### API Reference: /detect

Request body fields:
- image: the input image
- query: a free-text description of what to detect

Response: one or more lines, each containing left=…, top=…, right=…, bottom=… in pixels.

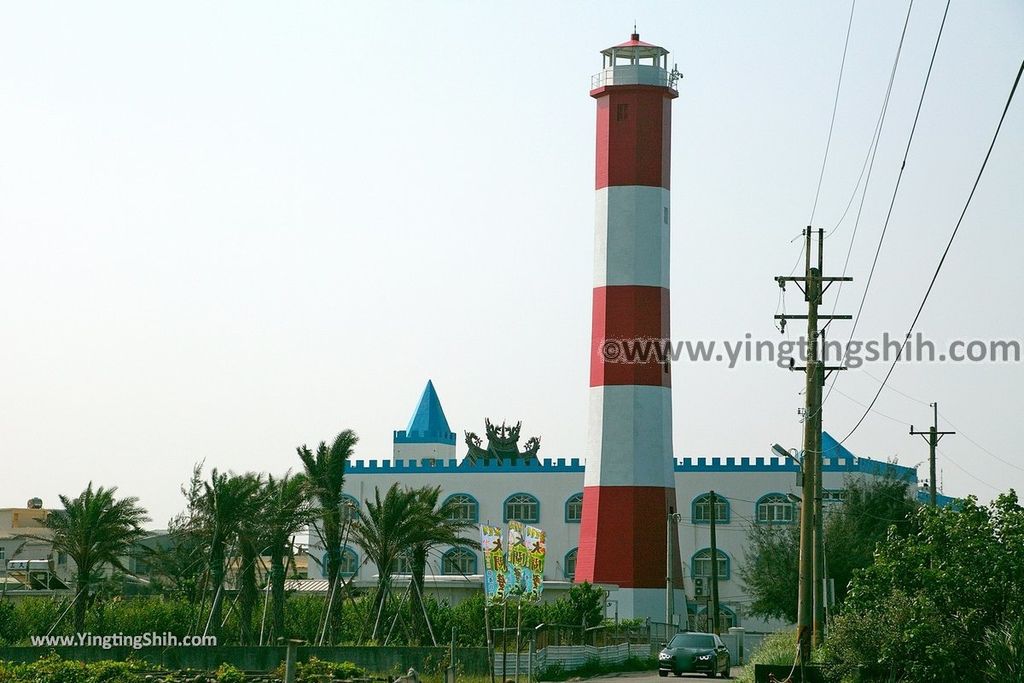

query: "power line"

left=841, top=56, right=1024, bottom=442
left=858, top=369, right=1024, bottom=474
left=809, top=0, right=858, bottom=225
left=826, top=0, right=951, bottom=406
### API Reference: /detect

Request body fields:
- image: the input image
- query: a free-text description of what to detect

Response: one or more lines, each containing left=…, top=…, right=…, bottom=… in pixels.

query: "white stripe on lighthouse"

left=593, top=186, right=671, bottom=288
left=584, top=385, right=675, bottom=488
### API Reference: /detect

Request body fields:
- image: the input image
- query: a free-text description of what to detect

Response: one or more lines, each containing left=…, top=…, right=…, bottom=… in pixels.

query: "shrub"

left=733, top=630, right=798, bottom=683
left=983, top=619, right=1024, bottom=683
left=214, top=663, right=246, bottom=683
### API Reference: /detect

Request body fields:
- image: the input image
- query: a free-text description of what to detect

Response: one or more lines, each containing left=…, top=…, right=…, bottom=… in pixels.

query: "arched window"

left=691, top=493, right=730, bottom=524
left=691, top=548, right=730, bottom=580
left=694, top=604, right=739, bottom=632
left=756, top=493, right=796, bottom=524
left=340, top=494, right=360, bottom=524
left=443, top=494, right=479, bottom=522
left=565, top=493, right=584, bottom=523
left=390, top=554, right=413, bottom=575
left=504, top=493, right=539, bottom=523
left=441, top=548, right=478, bottom=575
left=322, top=547, right=359, bottom=578
left=563, top=548, right=578, bottom=580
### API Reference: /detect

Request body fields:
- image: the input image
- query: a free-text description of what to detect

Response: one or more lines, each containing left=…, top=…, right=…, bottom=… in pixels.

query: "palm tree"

left=407, top=486, right=481, bottom=644
left=195, top=469, right=262, bottom=639
left=264, top=472, right=318, bottom=641
left=235, top=477, right=269, bottom=645
left=298, top=429, right=357, bottom=639
left=350, top=483, right=425, bottom=641
left=27, top=483, right=149, bottom=632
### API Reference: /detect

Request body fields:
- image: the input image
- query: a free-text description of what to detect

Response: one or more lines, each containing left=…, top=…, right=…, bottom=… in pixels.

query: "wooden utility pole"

left=775, top=227, right=851, bottom=660
left=709, top=491, right=721, bottom=635
left=910, top=402, right=955, bottom=506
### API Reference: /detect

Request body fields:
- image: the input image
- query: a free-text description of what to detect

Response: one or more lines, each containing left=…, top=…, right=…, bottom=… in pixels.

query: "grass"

left=732, top=631, right=799, bottom=683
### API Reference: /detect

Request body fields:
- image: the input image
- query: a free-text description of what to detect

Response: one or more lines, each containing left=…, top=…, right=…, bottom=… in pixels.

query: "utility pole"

left=666, top=512, right=681, bottom=629
left=910, top=402, right=955, bottom=506
left=709, top=491, right=721, bottom=636
left=775, top=226, right=851, bottom=660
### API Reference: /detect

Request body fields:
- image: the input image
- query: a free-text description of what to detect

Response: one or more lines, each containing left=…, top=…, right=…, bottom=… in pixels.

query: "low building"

left=308, top=381, right=926, bottom=631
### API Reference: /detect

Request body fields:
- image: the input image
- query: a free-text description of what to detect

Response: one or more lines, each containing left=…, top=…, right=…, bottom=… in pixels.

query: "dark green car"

left=658, top=632, right=731, bottom=678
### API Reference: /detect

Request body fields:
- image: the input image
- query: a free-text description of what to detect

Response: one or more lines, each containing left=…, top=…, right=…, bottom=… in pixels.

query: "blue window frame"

left=563, top=548, right=578, bottom=580
left=341, top=494, right=360, bottom=523
left=441, top=548, right=478, bottom=575
left=756, top=493, right=796, bottom=524
left=503, top=493, right=539, bottom=523
left=443, top=493, right=479, bottom=522
left=322, top=547, right=359, bottom=578
left=565, top=493, right=584, bottom=523
left=691, top=548, right=730, bottom=580
left=695, top=603, right=738, bottom=630
left=691, top=493, right=730, bottom=524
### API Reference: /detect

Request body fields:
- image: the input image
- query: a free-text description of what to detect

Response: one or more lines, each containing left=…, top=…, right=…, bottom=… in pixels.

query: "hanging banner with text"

left=524, top=525, right=547, bottom=602
left=506, top=520, right=529, bottom=600
left=481, top=525, right=507, bottom=606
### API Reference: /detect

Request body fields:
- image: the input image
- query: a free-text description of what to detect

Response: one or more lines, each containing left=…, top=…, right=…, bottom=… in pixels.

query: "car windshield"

left=669, top=634, right=715, bottom=649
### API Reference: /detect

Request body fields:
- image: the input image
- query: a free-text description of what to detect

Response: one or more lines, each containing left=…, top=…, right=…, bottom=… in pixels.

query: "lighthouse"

left=576, top=33, right=683, bottom=620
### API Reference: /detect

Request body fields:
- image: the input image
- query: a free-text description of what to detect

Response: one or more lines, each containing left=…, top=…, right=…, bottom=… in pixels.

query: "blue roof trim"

left=350, top=432, right=917, bottom=481
left=393, top=430, right=457, bottom=445
left=395, top=380, right=456, bottom=445
left=915, top=489, right=960, bottom=508
left=348, top=457, right=585, bottom=474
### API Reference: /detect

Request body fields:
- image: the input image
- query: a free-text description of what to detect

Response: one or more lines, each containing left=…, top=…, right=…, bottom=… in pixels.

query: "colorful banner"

left=524, top=525, right=547, bottom=602
left=505, top=520, right=528, bottom=599
left=481, top=525, right=507, bottom=605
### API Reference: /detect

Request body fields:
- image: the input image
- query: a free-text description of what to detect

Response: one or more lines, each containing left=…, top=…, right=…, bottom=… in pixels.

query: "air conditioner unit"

left=693, top=577, right=707, bottom=597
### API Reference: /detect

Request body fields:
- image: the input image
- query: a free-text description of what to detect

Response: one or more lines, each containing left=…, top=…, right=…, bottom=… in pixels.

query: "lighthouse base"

left=601, top=587, right=688, bottom=623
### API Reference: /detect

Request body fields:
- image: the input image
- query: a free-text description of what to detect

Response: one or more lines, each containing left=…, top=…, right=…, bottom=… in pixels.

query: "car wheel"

left=659, top=671, right=668, bottom=678
left=722, top=659, right=731, bottom=678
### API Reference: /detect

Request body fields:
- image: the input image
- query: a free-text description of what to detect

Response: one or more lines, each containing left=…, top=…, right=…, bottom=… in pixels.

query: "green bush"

left=277, top=657, right=368, bottom=682
left=214, top=663, right=246, bottom=683
left=0, top=655, right=156, bottom=683
left=983, top=619, right=1024, bottom=683
left=733, top=630, right=798, bottom=683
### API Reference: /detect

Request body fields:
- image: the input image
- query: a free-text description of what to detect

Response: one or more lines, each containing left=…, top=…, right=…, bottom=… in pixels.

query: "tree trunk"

left=209, top=540, right=225, bottom=638
left=411, top=544, right=428, bottom=643
left=238, top=543, right=258, bottom=645
left=271, top=548, right=286, bottom=641
left=74, top=567, right=89, bottom=633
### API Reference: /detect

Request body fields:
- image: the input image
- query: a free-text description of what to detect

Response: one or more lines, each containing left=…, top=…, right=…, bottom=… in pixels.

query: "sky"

left=1, top=1, right=1022, bottom=526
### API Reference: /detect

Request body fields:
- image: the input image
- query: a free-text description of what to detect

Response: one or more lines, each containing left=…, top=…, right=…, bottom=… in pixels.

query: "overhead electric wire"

left=809, top=0, right=858, bottom=225
left=825, top=0, right=950, bottom=408
left=860, top=368, right=1024, bottom=475
left=841, top=55, right=1024, bottom=443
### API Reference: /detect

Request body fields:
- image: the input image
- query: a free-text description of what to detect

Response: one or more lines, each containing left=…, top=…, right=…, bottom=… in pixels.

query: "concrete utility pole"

left=910, top=402, right=955, bottom=506
left=709, top=491, right=721, bottom=635
left=666, top=512, right=681, bottom=629
left=775, top=227, right=851, bottom=660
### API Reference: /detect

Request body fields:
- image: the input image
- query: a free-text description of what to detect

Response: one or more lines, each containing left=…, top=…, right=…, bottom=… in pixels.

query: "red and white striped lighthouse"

left=576, top=33, right=683, bottom=620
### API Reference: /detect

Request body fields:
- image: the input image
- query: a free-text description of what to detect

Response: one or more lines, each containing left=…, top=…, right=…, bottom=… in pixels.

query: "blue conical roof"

left=407, top=380, right=451, bottom=434
left=394, top=380, right=456, bottom=445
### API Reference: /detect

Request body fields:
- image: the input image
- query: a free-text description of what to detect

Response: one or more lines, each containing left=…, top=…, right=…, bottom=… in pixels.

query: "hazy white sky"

left=2, top=1, right=1022, bottom=526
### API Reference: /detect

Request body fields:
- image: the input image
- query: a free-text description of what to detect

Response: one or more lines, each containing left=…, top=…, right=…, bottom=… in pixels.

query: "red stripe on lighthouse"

left=575, top=486, right=682, bottom=588
left=591, top=285, right=671, bottom=387
left=594, top=86, right=674, bottom=190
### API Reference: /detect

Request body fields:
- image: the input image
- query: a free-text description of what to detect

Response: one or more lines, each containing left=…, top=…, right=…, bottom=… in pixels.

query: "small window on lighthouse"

left=616, top=103, right=629, bottom=122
